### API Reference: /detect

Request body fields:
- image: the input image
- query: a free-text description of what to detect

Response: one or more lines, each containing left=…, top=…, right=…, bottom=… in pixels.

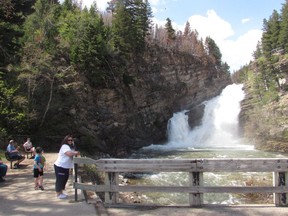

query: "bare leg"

left=39, top=176, right=43, bottom=186
left=35, top=178, right=38, bottom=189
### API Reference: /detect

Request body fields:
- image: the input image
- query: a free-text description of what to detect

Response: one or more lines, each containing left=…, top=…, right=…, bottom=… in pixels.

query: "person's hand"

left=73, top=151, right=80, bottom=157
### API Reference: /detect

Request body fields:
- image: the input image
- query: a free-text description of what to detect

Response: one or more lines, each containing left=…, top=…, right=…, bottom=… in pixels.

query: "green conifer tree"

left=205, top=36, right=222, bottom=66
left=112, top=0, right=152, bottom=55
left=279, top=1, right=288, bottom=52
left=165, top=18, right=176, bottom=41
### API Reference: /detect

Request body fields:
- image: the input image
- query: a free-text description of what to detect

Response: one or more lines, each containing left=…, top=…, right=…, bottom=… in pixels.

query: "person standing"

left=0, top=157, right=8, bottom=182
left=54, top=135, right=80, bottom=199
left=6, top=140, right=25, bottom=169
left=33, top=147, right=45, bottom=190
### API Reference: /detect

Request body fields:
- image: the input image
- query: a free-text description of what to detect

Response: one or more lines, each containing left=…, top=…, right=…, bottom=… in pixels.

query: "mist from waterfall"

left=131, top=84, right=285, bottom=205
left=143, top=84, right=253, bottom=151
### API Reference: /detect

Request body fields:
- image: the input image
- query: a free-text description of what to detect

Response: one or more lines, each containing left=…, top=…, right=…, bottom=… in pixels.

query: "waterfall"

left=144, top=84, right=253, bottom=151
left=133, top=84, right=283, bottom=205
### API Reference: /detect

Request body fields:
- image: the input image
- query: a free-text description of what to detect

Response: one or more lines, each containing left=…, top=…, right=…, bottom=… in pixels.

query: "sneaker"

left=34, top=186, right=39, bottom=190
left=57, top=194, right=67, bottom=199
left=39, top=185, right=44, bottom=191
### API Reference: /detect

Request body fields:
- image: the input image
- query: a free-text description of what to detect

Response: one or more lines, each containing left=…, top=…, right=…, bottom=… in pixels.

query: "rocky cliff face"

left=71, top=46, right=231, bottom=157
left=239, top=83, right=288, bottom=153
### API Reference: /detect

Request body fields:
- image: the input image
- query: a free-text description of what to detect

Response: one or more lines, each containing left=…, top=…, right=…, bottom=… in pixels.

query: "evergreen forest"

left=233, top=0, right=288, bottom=152
left=234, top=1, right=288, bottom=102
left=0, top=0, right=229, bottom=151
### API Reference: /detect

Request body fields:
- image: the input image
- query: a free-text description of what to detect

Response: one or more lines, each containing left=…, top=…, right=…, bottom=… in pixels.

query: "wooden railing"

left=73, top=157, right=288, bottom=207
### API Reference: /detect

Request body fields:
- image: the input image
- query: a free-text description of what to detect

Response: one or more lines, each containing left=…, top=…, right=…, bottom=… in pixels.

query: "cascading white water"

left=144, top=83, right=253, bottom=151
left=133, top=83, right=286, bottom=205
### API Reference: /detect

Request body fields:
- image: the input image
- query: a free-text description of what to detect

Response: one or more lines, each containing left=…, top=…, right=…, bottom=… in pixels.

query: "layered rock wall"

left=73, top=47, right=231, bottom=156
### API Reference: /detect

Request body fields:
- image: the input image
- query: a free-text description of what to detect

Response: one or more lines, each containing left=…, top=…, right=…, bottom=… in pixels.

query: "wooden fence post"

left=74, top=162, right=78, bottom=202
left=273, top=171, right=288, bottom=206
left=189, top=171, right=203, bottom=206
left=285, top=171, right=288, bottom=206
left=104, top=172, right=119, bottom=204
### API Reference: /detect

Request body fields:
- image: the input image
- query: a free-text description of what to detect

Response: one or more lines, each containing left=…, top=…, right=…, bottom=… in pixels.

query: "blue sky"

left=87, top=0, right=284, bottom=72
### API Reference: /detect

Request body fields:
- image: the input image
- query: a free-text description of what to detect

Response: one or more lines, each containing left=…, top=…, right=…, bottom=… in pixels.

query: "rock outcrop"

left=69, top=46, right=231, bottom=156
left=239, top=83, right=288, bottom=153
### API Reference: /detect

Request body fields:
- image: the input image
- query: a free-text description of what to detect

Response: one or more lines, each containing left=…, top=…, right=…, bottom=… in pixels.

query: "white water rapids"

left=143, top=83, right=253, bottom=151
left=129, top=84, right=287, bottom=205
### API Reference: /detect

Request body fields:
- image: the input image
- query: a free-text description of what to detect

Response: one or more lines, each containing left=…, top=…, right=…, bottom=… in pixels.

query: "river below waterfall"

left=127, top=84, right=288, bottom=205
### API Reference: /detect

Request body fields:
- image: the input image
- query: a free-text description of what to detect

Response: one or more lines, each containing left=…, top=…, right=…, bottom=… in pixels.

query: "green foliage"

left=0, top=0, right=227, bottom=142
left=112, top=0, right=153, bottom=55
left=236, top=1, right=288, bottom=99
left=165, top=18, right=176, bottom=41
left=262, top=88, right=280, bottom=104
left=221, top=62, right=230, bottom=74
left=280, top=2, right=288, bottom=52
left=0, top=72, right=27, bottom=136
left=0, top=0, right=36, bottom=135
left=66, top=6, right=111, bottom=86
left=262, top=10, right=281, bottom=58
left=22, top=0, right=60, bottom=54
left=205, top=36, right=222, bottom=66
left=0, top=0, right=36, bottom=67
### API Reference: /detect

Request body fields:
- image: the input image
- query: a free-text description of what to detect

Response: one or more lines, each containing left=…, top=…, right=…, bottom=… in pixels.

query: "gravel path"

left=0, top=153, right=96, bottom=216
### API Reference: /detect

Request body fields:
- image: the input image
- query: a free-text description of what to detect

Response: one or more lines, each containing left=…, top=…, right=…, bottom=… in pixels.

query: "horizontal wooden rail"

left=73, top=157, right=288, bottom=207
left=74, top=158, right=288, bottom=172
left=74, top=183, right=288, bottom=193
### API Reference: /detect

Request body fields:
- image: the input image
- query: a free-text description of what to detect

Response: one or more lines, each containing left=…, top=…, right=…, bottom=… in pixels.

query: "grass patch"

left=0, top=150, right=8, bottom=162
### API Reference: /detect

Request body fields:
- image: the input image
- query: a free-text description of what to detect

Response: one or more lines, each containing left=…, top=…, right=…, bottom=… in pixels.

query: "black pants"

left=54, top=164, right=70, bottom=193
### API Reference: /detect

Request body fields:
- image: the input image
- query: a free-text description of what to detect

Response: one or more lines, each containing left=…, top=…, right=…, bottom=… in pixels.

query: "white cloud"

left=188, top=10, right=234, bottom=42
left=241, top=18, right=250, bottom=24
left=221, top=29, right=262, bottom=71
left=186, top=10, right=261, bottom=71
left=82, top=2, right=261, bottom=72
left=154, top=9, right=261, bottom=72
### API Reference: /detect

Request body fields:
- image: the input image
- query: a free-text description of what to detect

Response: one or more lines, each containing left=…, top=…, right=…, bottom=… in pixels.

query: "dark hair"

left=61, top=135, right=73, bottom=145
left=36, top=147, right=43, bottom=154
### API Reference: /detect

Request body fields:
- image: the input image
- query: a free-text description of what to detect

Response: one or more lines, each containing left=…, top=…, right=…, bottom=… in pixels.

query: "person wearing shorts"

left=33, top=147, right=45, bottom=190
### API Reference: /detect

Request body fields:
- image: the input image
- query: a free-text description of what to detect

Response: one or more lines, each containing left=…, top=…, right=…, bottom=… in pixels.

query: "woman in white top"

left=54, top=135, right=80, bottom=199
left=23, top=137, right=35, bottom=157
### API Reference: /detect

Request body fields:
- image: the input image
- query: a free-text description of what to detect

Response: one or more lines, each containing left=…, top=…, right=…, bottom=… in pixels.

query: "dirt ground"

left=1, top=153, right=287, bottom=216
left=0, top=153, right=97, bottom=216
